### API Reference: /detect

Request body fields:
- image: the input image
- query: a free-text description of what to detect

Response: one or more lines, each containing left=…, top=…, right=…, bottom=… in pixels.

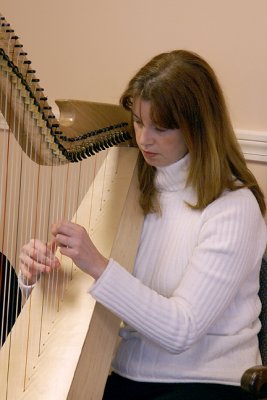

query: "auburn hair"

left=120, top=50, right=266, bottom=216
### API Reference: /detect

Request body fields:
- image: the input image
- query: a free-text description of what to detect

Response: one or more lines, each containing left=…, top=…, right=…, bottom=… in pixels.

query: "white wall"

left=1, top=0, right=267, bottom=131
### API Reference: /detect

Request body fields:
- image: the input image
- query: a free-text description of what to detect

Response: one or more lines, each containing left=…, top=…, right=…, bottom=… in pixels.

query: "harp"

left=0, top=14, right=143, bottom=399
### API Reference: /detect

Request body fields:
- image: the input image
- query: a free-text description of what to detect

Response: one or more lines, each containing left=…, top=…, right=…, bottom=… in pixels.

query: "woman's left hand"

left=51, top=221, right=108, bottom=280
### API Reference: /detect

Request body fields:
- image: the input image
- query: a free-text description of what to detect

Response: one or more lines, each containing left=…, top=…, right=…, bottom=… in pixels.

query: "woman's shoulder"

left=199, top=187, right=267, bottom=260
left=213, top=186, right=260, bottom=209
left=202, top=186, right=265, bottom=226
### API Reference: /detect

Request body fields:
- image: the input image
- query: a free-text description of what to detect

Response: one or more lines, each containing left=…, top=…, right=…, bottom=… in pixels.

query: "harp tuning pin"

left=76, top=152, right=83, bottom=161
left=117, top=133, right=124, bottom=143
left=94, top=142, right=101, bottom=152
left=87, top=143, right=95, bottom=155
left=80, top=148, right=87, bottom=159
left=64, top=151, right=72, bottom=162
left=71, top=152, right=79, bottom=163
left=106, top=138, right=113, bottom=147
left=99, top=140, right=106, bottom=151
left=110, top=135, right=117, bottom=145
left=103, top=138, right=110, bottom=149
left=85, top=147, right=92, bottom=157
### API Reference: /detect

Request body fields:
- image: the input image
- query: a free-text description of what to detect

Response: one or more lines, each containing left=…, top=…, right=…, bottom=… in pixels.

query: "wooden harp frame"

left=0, top=13, right=143, bottom=399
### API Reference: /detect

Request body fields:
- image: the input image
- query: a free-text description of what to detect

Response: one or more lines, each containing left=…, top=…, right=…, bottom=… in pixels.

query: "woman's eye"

left=133, top=119, right=143, bottom=126
left=155, top=126, right=167, bottom=132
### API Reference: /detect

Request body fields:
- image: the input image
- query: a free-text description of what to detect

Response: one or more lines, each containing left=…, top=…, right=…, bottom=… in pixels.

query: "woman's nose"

left=137, top=126, right=153, bottom=146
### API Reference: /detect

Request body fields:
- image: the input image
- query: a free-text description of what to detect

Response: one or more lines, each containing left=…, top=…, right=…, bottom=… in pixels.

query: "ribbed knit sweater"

left=90, top=154, right=267, bottom=386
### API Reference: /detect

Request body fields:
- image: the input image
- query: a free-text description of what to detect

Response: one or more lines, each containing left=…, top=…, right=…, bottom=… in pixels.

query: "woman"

left=19, top=50, right=267, bottom=399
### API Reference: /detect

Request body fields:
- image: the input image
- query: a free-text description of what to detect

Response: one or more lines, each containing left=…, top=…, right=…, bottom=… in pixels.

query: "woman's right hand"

left=19, top=239, right=60, bottom=285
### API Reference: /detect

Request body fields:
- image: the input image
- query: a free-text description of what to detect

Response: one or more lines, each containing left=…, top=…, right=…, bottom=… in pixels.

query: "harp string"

left=49, top=155, right=74, bottom=314
left=88, top=155, right=97, bottom=234
left=33, top=152, right=61, bottom=356
left=36, top=157, right=54, bottom=357
left=0, top=32, right=17, bottom=348
left=45, top=163, right=60, bottom=319
left=18, top=47, right=46, bottom=391
left=3, top=86, right=18, bottom=348
left=100, top=150, right=109, bottom=211
left=21, top=142, right=65, bottom=384
left=51, top=159, right=65, bottom=312
left=10, top=53, right=25, bottom=359
left=0, top=33, right=23, bottom=397
left=60, top=162, right=71, bottom=296
left=0, top=70, right=9, bottom=346
left=26, top=109, right=47, bottom=372
left=9, top=48, right=22, bottom=330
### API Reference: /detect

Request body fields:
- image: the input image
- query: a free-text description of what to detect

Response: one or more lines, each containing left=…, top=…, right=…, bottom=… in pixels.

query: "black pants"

left=103, top=373, right=255, bottom=400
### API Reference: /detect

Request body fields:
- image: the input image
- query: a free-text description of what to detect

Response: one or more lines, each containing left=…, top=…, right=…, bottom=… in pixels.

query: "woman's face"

left=132, top=98, right=188, bottom=167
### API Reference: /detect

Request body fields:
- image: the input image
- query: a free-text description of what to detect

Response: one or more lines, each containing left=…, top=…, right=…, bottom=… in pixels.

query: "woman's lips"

left=142, top=150, right=157, bottom=157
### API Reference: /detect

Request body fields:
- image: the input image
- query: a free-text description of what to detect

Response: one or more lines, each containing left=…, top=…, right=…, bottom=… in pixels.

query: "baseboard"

left=1, top=114, right=267, bottom=163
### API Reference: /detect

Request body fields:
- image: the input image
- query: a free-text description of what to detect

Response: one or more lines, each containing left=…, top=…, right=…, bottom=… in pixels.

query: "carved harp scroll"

left=0, top=13, right=143, bottom=399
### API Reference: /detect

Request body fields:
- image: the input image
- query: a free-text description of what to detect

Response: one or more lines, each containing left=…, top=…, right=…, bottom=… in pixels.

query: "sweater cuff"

left=18, top=270, right=37, bottom=298
left=89, top=258, right=138, bottom=314
left=89, top=258, right=127, bottom=295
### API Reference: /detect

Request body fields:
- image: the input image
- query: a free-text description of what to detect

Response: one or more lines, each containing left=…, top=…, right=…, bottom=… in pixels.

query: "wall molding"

left=1, top=113, right=267, bottom=163
left=236, top=129, right=267, bottom=163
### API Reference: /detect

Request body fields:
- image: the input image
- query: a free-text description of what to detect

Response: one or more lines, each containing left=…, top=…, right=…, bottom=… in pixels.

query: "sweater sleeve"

left=0, top=254, right=22, bottom=345
left=89, top=190, right=267, bottom=353
left=18, top=270, right=37, bottom=301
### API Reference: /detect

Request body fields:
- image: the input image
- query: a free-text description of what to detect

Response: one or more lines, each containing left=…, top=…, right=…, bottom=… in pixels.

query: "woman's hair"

left=120, top=50, right=266, bottom=216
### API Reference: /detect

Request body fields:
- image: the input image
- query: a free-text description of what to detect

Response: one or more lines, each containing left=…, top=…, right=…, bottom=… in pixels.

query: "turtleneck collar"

left=155, top=153, right=190, bottom=192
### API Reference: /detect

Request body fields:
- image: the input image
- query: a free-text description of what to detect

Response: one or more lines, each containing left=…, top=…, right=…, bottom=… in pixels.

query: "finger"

left=24, top=239, right=56, bottom=263
left=20, top=246, right=60, bottom=269
left=28, top=238, right=48, bottom=254
left=20, top=263, right=40, bottom=281
left=21, top=245, right=43, bottom=263
left=55, top=233, right=70, bottom=248
left=51, top=220, right=70, bottom=236
left=52, top=220, right=80, bottom=237
left=33, top=238, right=60, bottom=263
left=19, top=254, right=49, bottom=278
left=58, top=246, right=73, bottom=258
left=47, top=238, right=58, bottom=254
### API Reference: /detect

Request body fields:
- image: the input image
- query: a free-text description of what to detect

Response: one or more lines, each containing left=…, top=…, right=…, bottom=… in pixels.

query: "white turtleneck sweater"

left=90, top=154, right=267, bottom=386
